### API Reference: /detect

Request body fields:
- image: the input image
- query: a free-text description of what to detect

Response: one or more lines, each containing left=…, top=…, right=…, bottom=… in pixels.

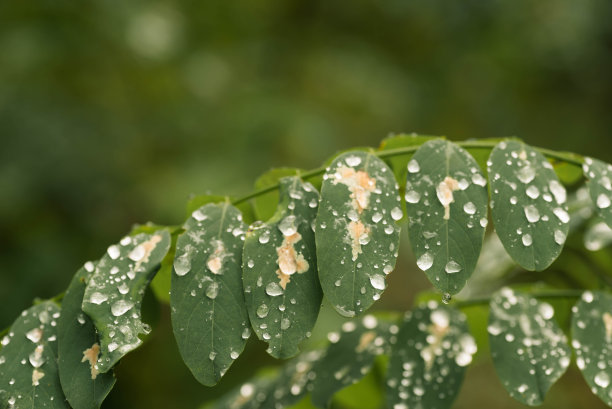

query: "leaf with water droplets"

left=253, top=168, right=303, bottom=221
left=488, top=287, right=570, bottom=406
left=572, top=291, right=612, bottom=407
left=386, top=302, right=476, bottom=409
left=583, top=157, right=612, bottom=230
left=171, top=202, right=250, bottom=386
left=405, top=139, right=488, bottom=296
left=0, top=302, right=69, bottom=408
left=82, top=230, right=170, bottom=373
left=243, top=177, right=322, bottom=359
left=488, top=140, right=570, bottom=271
left=310, top=315, right=390, bottom=408
left=57, top=263, right=115, bottom=409
left=316, top=151, right=401, bottom=317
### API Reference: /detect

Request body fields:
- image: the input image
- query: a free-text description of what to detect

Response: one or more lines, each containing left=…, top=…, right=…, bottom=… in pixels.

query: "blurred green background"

left=1, top=0, right=612, bottom=408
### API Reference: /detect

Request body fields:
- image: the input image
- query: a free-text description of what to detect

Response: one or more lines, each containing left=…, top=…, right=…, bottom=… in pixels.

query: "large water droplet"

left=445, top=260, right=462, bottom=274
left=594, top=371, right=610, bottom=388
left=463, top=202, right=476, bottom=215
left=517, top=166, right=536, bottom=184
left=29, top=345, right=45, bottom=368
left=548, top=180, right=566, bottom=204
left=25, top=328, right=42, bottom=343
left=554, top=230, right=566, bottom=245
left=280, top=318, right=291, bottom=330
left=472, top=173, right=487, bottom=186
left=553, top=207, right=570, bottom=223
left=265, top=282, right=283, bottom=297
left=111, top=300, right=134, bottom=317
left=256, top=304, right=269, bottom=318
left=107, top=245, right=120, bottom=260
left=345, top=155, right=362, bottom=167
left=279, top=215, right=298, bottom=236
left=174, top=254, right=191, bottom=276
left=206, top=282, right=219, bottom=299
left=259, top=231, right=270, bottom=244
left=407, top=159, right=420, bottom=173
left=416, top=253, right=434, bottom=271
left=597, top=194, right=611, bottom=209
left=89, top=292, right=108, bottom=305
left=369, top=274, right=386, bottom=290
left=526, top=185, right=540, bottom=199
left=405, top=191, right=421, bottom=204
left=522, top=233, right=533, bottom=246
left=128, top=245, right=146, bottom=261
left=524, top=205, right=540, bottom=223
left=391, top=207, right=403, bottom=221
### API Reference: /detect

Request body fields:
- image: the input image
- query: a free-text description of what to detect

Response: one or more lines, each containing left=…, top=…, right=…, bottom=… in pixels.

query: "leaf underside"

left=316, top=151, right=401, bottom=317
left=243, top=177, right=322, bottom=359
left=405, top=139, right=489, bottom=295
left=171, top=202, right=250, bottom=386
left=488, top=140, right=570, bottom=271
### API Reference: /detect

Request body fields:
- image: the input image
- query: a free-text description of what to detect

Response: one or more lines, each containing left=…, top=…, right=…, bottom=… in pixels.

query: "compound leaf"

left=488, top=287, right=571, bottom=406
left=405, top=139, right=488, bottom=296
left=171, top=202, right=250, bottom=386
left=57, top=262, right=115, bottom=409
left=386, top=302, right=476, bottom=409
left=0, top=302, right=68, bottom=408
left=82, top=230, right=170, bottom=373
left=583, top=157, right=612, bottom=229
left=316, top=151, right=401, bottom=317
left=571, top=291, right=612, bottom=407
left=488, top=140, right=570, bottom=271
left=310, top=315, right=390, bottom=408
left=243, top=177, right=321, bottom=359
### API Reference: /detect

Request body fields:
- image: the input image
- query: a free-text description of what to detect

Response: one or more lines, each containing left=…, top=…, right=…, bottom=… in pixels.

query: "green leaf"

left=571, top=291, right=612, bottom=407
left=583, top=157, right=612, bottom=229
left=310, top=315, right=390, bottom=408
left=316, top=151, right=401, bottom=317
left=488, top=287, right=571, bottom=406
left=0, top=302, right=68, bottom=408
left=243, top=177, right=321, bottom=359
left=82, top=230, right=171, bottom=373
left=405, top=139, right=488, bottom=296
left=259, top=350, right=323, bottom=409
left=171, top=202, right=250, bottom=386
left=149, top=229, right=181, bottom=304
left=57, top=263, right=115, bottom=409
left=386, top=302, right=476, bottom=409
left=488, top=140, right=570, bottom=271
left=378, top=133, right=438, bottom=184
left=253, top=168, right=303, bottom=221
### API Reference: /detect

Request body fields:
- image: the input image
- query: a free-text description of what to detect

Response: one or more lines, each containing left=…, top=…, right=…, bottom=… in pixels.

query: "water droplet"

left=84, top=261, right=95, bottom=272
left=455, top=352, right=473, bottom=367
left=206, top=282, right=219, bottom=299
left=517, top=384, right=528, bottom=393
left=371, top=212, right=383, bottom=223
left=259, top=231, right=270, bottom=244
left=107, top=245, right=120, bottom=260
left=549, top=180, right=566, bottom=204
left=279, top=215, right=298, bottom=236
left=472, top=173, right=487, bottom=186
left=345, top=155, right=362, bottom=167
left=524, top=205, right=540, bottom=223
left=256, top=304, right=269, bottom=318
left=522, top=233, right=533, bottom=246
left=445, top=260, right=462, bottom=274
left=309, top=199, right=318, bottom=208
left=111, top=300, right=134, bottom=317
left=369, top=274, right=386, bottom=290
left=25, top=328, right=42, bottom=343
left=128, top=245, right=146, bottom=261
left=407, top=159, right=420, bottom=173
left=230, top=351, right=240, bottom=360
left=417, top=253, right=434, bottom=271
left=265, top=282, right=283, bottom=297
left=517, top=166, right=536, bottom=184
left=89, top=292, right=108, bottom=305
left=29, top=345, right=45, bottom=368
left=174, top=254, right=191, bottom=276
left=192, top=209, right=207, bottom=221
left=241, top=327, right=251, bottom=339
left=554, top=230, right=566, bottom=245
left=118, top=283, right=129, bottom=295
left=247, top=260, right=254, bottom=268
left=480, top=218, right=488, bottom=227
left=391, top=207, right=403, bottom=221
left=442, top=293, right=452, bottom=304
left=597, top=194, right=611, bottom=209
left=526, top=185, right=540, bottom=199
left=463, top=202, right=476, bottom=215
left=413, top=385, right=425, bottom=396
left=209, top=351, right=216, bottom=361
left=405, top=190, right=420, bottom=204
left=538, top=303, right=554, bottom=319
left=594, top=371, right=610, bottom=388
left=553, top=207, right=570, bottom=223
left=582, top=291, right=594, bottom=303
left=281, top=318, right=291, bottom=330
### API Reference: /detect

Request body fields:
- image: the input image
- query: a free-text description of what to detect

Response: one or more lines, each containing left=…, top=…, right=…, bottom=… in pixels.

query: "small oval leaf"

left=0, top=302, right=68, bottom=408
left=316, top=151, right=401, bottom=317
left=386, top=302, right=476, bottom=409
left=82, top=230, right=171, bottom=373
left=583, top=157, right=612, bottom=229
left=310, top=315, right=390, bottom=408
left=488, top=287, right=571, bottom=406
left=171, top=202, right=250, bottom=386
left=243, top=177, right=321, bottom=359
left=405, top=139, right=488, bottom=296
left=57, top=262, right=115, bottom=409
left=488, top=141, right=570, bottom=270
left=571, top=291, right=612, bottom=407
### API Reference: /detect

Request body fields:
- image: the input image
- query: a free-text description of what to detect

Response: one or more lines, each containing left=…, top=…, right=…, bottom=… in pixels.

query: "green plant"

left=1, top=134, right=611, bottom=409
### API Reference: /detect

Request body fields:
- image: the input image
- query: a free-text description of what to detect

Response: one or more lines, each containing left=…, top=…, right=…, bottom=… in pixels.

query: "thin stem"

left=453, top=289, right=584, bottom=309
left=232, top=139, right=584, bottom=205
